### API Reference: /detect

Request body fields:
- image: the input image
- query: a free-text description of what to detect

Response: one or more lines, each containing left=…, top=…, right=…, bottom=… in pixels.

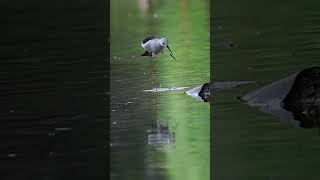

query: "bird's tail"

left=141, top=51, right=151, bottom=56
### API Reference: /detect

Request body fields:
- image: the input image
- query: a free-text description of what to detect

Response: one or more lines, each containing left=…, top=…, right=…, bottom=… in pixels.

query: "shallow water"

left=110, top=0, right=209, bottom=179
left=0, top=1, right=106, bottom=179
left=212, top=0, right=320, bottom=178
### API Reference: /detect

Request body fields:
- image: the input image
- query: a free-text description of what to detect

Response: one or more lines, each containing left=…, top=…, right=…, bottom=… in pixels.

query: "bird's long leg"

left=150, top=56, right=159, bottom=88
left=151, top=57, right=159, bottom=87
left=149, top=56, right=155, bottom=85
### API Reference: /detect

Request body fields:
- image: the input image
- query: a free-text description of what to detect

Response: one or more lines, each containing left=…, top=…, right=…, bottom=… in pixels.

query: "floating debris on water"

left=48, top=132, right=56, bottom=136
left=8, top=153, right=16, bottom=158
left=124, top=102, right=133, bottom=106
left=55, top=127, right=72, bottom=131
left=48, top=152, right=54, bottom=157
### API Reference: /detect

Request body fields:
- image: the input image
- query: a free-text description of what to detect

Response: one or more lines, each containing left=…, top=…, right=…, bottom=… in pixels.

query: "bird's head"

left=160, top=37, right=176, bottom=60
left=160, top=38, right=168, bottom=47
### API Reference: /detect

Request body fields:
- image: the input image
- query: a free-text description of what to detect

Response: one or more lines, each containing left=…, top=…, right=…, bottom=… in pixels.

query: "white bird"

left=140, top=35, right=176, bottom=60
left=140, top=35, right=176, bottom=87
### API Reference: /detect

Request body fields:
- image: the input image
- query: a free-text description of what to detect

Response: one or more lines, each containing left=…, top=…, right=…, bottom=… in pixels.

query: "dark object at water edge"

left=185, top=83, right=211, bottom=102
left=198, top=83, right=211, bottom=102
left=282, top=67, right=320, bottom=128
left=185, top=81, right=255, bottom=102
left=241, top=66, right=320, bottom=128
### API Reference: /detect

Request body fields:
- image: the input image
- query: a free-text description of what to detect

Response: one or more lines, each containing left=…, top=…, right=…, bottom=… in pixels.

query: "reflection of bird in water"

left=147, top=91, right=175, bottom=147
left=141, top=35, right=176, bottom=86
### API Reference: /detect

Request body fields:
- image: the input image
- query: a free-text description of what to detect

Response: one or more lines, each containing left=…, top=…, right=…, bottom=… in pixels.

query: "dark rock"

left=241, top=67, right=320, bottom=128
left=282, top=67, right=320, bottom=128
left=198, top=83, right=211, bottom=102
left=185, top=83, right=211, bottom=102
left=186, top=81, right=255, bottom=102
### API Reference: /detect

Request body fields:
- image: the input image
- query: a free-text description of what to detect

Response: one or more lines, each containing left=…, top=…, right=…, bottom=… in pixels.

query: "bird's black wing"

left=142, top=35, right=157, bottom=44
left=141, top=51, right=152, bottom=56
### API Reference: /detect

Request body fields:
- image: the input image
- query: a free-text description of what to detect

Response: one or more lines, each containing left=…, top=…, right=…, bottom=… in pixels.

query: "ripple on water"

left=143, top=87, right=189, bottom=93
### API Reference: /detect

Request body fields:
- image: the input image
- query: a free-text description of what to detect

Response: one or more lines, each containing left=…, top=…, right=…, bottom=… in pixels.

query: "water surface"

left=110, top=0, right=210, bottom=179
left=212, top=0, right=320, bottom=178
left=0, top=1, right=107, bottom=179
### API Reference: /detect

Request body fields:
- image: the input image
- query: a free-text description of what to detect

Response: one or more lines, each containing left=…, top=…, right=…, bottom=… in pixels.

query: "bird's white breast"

left=142, top=39, right=164, bottom=55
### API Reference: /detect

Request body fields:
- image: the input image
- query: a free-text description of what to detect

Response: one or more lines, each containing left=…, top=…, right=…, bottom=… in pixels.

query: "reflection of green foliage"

left=111, top=0, right=210, bottom=179
left=159, top=96, right=210, bottom=180
left=155, top=0, right=210, bottom=180
left=151, top=0, right=210, bottom=87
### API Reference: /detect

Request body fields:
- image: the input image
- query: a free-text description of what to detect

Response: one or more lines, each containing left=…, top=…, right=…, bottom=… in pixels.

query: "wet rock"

left=185, top=83, right=211, bottom=102
left=199, top=83, right=211, bottom=100
left=282, top=67, right=320, bottom=128
left=185, top=81, right=255, bottom=102
left=240, top=67, right=320, bottom=128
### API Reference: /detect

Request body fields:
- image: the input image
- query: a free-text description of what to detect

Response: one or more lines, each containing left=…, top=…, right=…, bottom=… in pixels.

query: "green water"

left=110, top=0, right=209, bottom=179
left=213, top=0, right=320, bottom=179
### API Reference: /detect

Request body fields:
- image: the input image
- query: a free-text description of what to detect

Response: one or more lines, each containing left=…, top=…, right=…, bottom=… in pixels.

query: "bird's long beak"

left=167, top=45, right=176, bottom=60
